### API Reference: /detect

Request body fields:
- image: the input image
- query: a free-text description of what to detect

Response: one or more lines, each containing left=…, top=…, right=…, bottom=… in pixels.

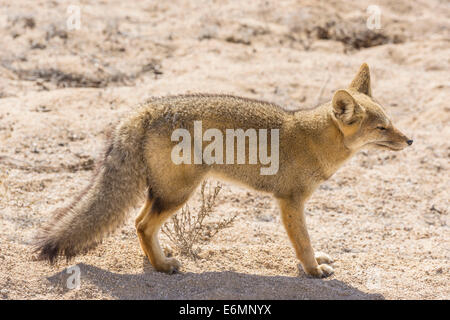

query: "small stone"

left=256, top=214, right=273, bottom=222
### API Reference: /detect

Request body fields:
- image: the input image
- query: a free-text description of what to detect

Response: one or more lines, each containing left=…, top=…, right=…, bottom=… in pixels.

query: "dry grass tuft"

left=161, top=180, right=237, bottom=259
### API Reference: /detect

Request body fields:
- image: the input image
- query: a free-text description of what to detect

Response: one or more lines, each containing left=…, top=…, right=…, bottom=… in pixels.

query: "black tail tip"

left=34, top=236, right=80, bottom=265
left=34, top=242, right=60, bottom=264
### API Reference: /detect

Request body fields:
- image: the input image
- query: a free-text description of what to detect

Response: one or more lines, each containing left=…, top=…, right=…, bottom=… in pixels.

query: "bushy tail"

left=35, top=133, right=148, bottom=263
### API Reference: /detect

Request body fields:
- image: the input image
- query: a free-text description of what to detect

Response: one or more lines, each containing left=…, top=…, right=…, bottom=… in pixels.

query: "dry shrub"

left=161, top=180, right=236, bottom=259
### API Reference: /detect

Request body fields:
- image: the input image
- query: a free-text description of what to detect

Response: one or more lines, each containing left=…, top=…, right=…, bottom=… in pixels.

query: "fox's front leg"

left=277, top=197, right=334, bottom=278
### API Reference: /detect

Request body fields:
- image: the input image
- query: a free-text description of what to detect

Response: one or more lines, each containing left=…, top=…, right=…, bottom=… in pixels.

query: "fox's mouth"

left=375, top=142, right=404, bottom=151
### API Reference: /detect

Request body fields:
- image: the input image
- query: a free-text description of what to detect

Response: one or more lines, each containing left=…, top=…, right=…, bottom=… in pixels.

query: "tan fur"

left=35, top=63, right=412, bottom=277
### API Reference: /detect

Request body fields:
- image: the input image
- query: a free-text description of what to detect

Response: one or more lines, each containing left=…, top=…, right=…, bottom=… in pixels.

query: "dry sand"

left=0, top=0, right=449, bottom=299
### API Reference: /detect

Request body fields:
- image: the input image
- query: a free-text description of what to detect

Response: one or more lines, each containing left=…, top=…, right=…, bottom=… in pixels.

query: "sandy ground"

left=0, top=0, right=449, bottom=300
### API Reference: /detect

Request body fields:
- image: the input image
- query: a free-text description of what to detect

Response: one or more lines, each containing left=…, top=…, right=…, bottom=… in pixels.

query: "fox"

left=35, top=63, right=413, bottom=277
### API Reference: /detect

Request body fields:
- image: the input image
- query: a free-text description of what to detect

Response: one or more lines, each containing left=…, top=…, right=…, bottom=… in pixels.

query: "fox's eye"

left=377, top=126, right=387, bottom=131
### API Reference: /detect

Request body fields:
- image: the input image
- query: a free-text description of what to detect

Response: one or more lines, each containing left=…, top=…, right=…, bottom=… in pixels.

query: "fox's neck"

left=292, top=104, right=354, bottom=178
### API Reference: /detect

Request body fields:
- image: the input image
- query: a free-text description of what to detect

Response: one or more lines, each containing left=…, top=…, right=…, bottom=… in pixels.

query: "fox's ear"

left=349, top=63, right=372, bottom=96
left=332, top=89, right=357, bottom=123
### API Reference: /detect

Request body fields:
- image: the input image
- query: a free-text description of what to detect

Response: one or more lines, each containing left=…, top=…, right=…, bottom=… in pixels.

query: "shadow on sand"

left=48, top=257, right=384, bottom=300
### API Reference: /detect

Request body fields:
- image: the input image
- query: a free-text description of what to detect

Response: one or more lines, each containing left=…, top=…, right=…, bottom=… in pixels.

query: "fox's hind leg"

left=139, top=133, right=209, bottom=272
left=136, top=175, right=204, bottom=273
left=136, top=196, right=186, bottom=274
left=135, top=193, right=153, bottom=229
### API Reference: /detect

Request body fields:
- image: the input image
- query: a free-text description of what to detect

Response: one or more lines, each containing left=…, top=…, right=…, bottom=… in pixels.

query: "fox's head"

left=331, top=63, right=413, bottom=151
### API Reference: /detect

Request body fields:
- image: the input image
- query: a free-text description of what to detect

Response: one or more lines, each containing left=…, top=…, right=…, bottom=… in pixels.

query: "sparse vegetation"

left=161, top=180, right=237, bottom=259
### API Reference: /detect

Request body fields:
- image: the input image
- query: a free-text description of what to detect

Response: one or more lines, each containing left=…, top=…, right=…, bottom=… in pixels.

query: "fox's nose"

left=407, top=139, right=413, bottom=146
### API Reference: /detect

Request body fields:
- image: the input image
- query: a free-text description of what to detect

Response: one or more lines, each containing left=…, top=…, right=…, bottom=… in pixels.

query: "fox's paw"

left=303, top=264, right=334, bottom=278
left=315, top=252, right=333, bottom=265
left=154, top=257, right=181, bottom=274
